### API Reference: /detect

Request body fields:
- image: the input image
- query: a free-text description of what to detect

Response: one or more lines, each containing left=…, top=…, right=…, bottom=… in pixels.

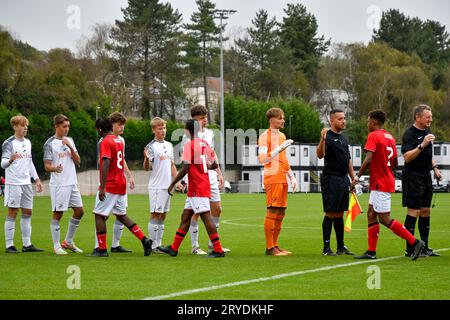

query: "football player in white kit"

left=2, top=115, right=44, bottom=253
left=183, top=105, right=230, bottom=255
left=43, top=114, right=84, bottom=255
left=143, top=117, right=178, bottom=253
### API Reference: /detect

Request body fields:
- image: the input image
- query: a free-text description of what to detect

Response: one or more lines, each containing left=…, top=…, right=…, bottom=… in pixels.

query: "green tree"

left=185, top=0, right=221, bottom=122
left=279, top=3, right=330, bottom=79
left=0, top=29, right=20, bottom=105
left=373, top=9, right=450, bottom=88
left=111, top=0, right=184, bottom=119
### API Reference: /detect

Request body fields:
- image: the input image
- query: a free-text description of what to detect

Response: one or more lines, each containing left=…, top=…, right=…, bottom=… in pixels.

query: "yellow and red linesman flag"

left=344, top=192, right=363, bottom=232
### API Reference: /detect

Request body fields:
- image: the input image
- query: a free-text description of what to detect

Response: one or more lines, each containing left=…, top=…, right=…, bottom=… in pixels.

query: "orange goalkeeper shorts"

left=265, top=183, right=288, bottom=208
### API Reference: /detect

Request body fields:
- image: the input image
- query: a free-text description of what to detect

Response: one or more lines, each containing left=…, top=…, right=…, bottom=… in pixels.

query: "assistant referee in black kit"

left=401, top=104, right=442, bottom=257
left=317, top=109, right=356, bottom=256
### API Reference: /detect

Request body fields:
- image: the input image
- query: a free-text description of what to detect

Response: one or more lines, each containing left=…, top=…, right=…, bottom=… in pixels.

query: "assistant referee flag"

left=344, top=192, right=363, bottom=232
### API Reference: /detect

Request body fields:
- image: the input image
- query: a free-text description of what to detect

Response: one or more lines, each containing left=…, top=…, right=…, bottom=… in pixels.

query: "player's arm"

left=208, top=148, right=219, bottom=171
left=348, top=159, right=357, bottom=190
left=403, top=133, right=435, bottom=163
left=1, top=141, right=18, bottom=169
left=316, top=128, right=329, bottom=159
left=143, top=147, right=152, bottom=171
left=168, top=163, right=189, bottom=196
left=44, top=160, right=63, bottom=173
left=30, top=160, right=42, bottom=193
left=63, top=138, right=80, bottom=167
left=432, top=160, right=442, bottom=181
left=352, top=151, right=373, bottom=188
left=258, top=139, right=293, bottom=165
left=98, top=157, right=110, bottom=201
left=215, top=164, right=224, bottom=189
left=123, top=159, right=135, bottom=189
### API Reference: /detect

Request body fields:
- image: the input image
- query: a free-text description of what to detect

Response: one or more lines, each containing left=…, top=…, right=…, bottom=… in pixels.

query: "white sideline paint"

left=143, top=248, right=450, bottom=300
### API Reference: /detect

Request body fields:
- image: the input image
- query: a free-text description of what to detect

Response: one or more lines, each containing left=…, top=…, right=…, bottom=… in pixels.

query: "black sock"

left=333, top=217, right=345, bottom=248
left=418, top=216, right=430, bottom=248
left=322, top=216, right=333, bottom=248
left=404, top=215, right=417, bottom=252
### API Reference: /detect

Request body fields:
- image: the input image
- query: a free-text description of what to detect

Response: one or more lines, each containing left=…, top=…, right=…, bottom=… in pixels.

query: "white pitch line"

left=143, top=248, right=450, bottom=300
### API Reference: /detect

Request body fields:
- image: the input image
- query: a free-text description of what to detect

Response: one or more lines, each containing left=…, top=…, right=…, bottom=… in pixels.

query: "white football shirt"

left=146, top=140, right=174, bottom=190
left=43, top=136, right=78, bottom=186
left=1, top=136, right=38, bottom=185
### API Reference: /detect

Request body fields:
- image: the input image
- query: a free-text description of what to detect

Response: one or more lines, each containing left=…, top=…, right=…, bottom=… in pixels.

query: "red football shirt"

left=98, top=134, right=126, bottom=195
left=364, top=129, right=397, bottom=192
left=182, top=138, right=216, bottom=198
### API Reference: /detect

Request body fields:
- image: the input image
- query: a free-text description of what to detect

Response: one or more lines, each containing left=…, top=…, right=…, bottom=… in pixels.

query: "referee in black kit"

left=317, top=109, right=356, bottom=256
left=402, top=104, right=442, bottom=257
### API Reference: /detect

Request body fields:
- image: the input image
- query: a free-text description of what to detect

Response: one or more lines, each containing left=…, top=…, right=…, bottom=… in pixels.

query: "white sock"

left=189, top=220, right=199, bottom=248
left=157, top=220, right=164, bottom=247
left=148, top=219, right=159, bottom=249
left=209, top=216, right=220, bottom=247
left=50, top=219, right=61, bottom=249
left=20, top=214, right=32, bottom=247
left=65, top=217, right=80, bottom=244
left=112, top=220, right=124, bottom=248
left=5, top=217, right=15, bottom=248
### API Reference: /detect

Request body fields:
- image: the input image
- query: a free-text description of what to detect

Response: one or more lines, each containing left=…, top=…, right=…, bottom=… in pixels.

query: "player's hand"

left=290, top=176, right=298, bottom=192
left=55, top=163, right=63, bottom=173
left=280, top=139, right=293, bottom=151
left=168, top=185, right=174, bottom=196
left=62, top=137, right=70, bottom=147
left=99, top=189, right=106, bottom=201
left=422, top=134, right=435, bottom=147
left=175, top=182, right=182, bottom=192
left=35, top=180, right=43, bottom=193
left=351, top=177, right=359, bottom=189
left=143, top=148, right=150, bottom=159
left=10, top=153, right=20, bottom=163
left=321, top=128, right=329, bottom=140
left=129, top=176, right=135, bottom=190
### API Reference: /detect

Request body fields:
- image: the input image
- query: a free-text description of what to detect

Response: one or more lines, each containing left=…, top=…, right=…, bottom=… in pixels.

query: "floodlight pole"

left=214, top=9, right=236, bottom=187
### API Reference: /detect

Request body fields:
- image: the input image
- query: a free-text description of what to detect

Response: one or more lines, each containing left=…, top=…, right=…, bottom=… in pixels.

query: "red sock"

left=389, top=220, right=416, bottom=246
left=209, top=233, right=223, bottom=253
left=130, top=224, right=145, bottom=241
left=368, top=223, right=379, bottom=252
left=171, top=229, right=187, bottom=251
left=97, top=232, right=107, bottom=250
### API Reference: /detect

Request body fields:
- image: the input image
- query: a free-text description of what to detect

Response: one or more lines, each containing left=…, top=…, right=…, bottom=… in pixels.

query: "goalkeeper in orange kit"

left=258, top=108, right=297, bottom=256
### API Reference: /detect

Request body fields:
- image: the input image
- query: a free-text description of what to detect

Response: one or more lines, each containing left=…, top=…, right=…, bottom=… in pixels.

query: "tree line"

left=0, top=1, right=449, bottom=173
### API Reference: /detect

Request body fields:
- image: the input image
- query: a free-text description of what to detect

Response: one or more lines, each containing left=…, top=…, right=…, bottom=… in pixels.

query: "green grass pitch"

left=0, top=193, right=449, bottom=300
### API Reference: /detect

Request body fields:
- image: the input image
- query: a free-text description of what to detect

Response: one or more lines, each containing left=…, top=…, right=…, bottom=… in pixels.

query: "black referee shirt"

left=323, top=130, right=351, bottom=177
left=401, top=125, right=433, bottom=173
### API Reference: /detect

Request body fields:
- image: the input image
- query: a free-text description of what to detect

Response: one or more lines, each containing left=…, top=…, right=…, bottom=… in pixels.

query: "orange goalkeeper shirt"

left=258, top=129, right=291, bottom=185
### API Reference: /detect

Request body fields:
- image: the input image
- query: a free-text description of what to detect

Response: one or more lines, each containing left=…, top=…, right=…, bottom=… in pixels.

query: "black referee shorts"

left=320, top=174, right=350, bottom=213
left=402, top=169, right=433, bottom=209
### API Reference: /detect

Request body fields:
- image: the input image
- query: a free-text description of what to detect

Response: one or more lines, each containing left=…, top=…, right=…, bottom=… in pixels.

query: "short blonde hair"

left=266, top=107, right=284, bottom=121
left=150, top=117, right=167, bottom=129
left=10, top=115, right=29, bottom=128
